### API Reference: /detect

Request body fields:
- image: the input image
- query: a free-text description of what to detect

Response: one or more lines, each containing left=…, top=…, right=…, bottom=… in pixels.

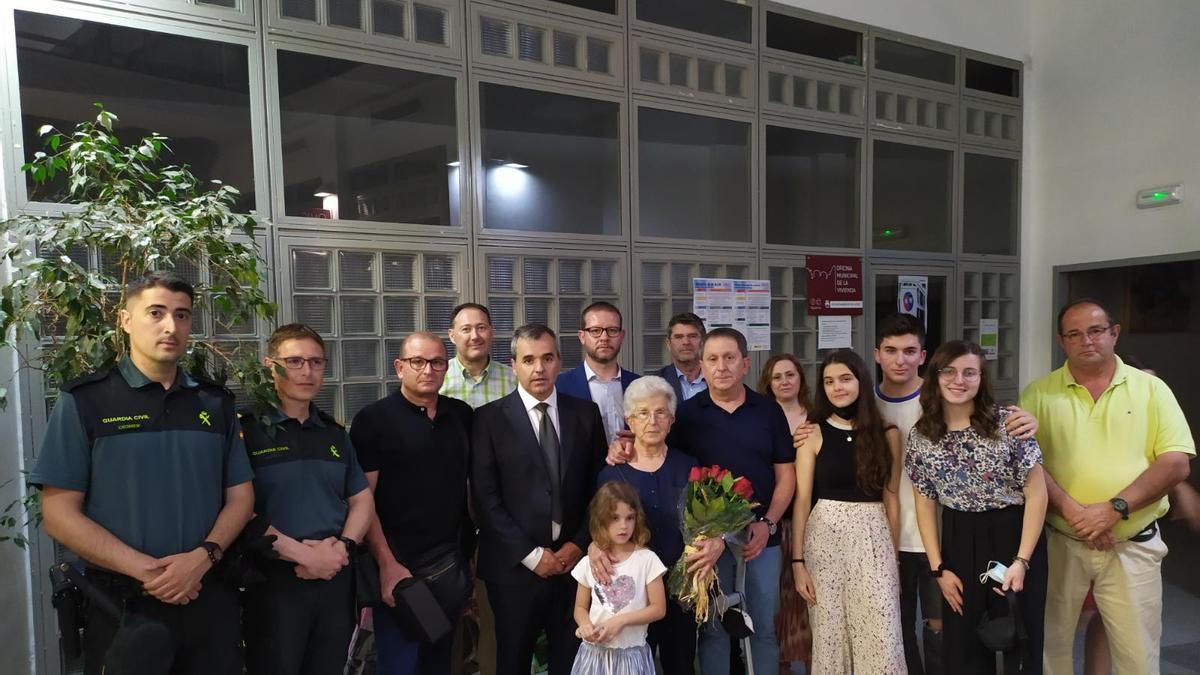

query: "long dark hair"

left=757, top=353, right=811, bottom=412
left=811, top=349, right=892, bottom=495
left=914, top=340, right=999, bottom=442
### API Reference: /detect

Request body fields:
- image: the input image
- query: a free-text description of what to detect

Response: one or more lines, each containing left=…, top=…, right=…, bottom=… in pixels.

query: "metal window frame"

left=958, top=145, right=1021, bottom=262
left=959, top=261, right=1020, bottom=392
left=960, top=98, right=1023, bottom=151
left=469, top=2, right=626, bottom=91
left=267, top=0, right=463, bottom=63
left=869, top=79, right=959, bottom=142
left=470, top=73, right=631, bottom=246
left=627, top=0, right=758, bottom=56
left=758, top=116, right=866, bottom=254
left=629, top=31, right=757, bottom=112
left=2, top=0, right=272, bottom=221
left=960, top=48, right=1023, bottom=105
left=275, top=231, right=469, bottom=420
left=40, top=0, right=257, bottom=28
left=866, top=131, right=960, bottom=261
left=631, top=97, right=758, bottom=250
left=759, top=58, right=867, bottom=129
left=474, top=243, right=630, bottom=369
left=867, top=28, right=960, bottom=95
left=631, top=247, right=759, bottom=374
left=263, top=36, right=471, bottom=238
left=759, top=2, right=867, bottom=77
left=479, top=0, right=625, bottom=26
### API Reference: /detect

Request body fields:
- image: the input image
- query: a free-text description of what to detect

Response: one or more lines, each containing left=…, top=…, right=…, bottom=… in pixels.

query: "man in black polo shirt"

left=30, top=271, right=255, bottom=675
left=240, top=323, right=373, bottom=675
left=607, top=327, right=795, bottom=675
left=351, top=331, right=473, bottom=674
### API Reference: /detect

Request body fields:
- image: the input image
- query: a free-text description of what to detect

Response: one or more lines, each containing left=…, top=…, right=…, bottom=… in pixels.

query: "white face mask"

left=980, top=560, right=1008, bottom=585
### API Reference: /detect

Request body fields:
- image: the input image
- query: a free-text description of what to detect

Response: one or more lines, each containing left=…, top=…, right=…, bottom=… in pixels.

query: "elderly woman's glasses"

left=630, top=409, right=672, bottom=422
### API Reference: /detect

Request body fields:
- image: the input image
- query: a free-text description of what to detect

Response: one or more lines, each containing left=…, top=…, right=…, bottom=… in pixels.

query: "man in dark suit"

left=652, top=311, right=707, bottom=403
left=471, top=324, right=608, bottom=675
left=555, top=301, right=640, bottom=443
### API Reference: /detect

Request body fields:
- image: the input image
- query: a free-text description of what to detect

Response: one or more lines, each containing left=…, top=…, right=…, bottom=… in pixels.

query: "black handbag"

left=977, top=590, right=1027, bottom=653
left=362, top=544, right=471, bottom=644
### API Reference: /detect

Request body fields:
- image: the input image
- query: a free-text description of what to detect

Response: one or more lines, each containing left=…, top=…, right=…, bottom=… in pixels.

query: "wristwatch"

left=759, top=516, right=777, bottom=536
left=200, top=541, right=223, bottom=565
left=930, top=562, right=946, bottom=578
left=1110, top=497, right=1130, bottom=520
left=338, top=536, right=359, bottom=555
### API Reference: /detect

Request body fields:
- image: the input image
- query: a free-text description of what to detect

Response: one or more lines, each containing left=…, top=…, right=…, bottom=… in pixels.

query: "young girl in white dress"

left=570, top=481, right=667, bottom=675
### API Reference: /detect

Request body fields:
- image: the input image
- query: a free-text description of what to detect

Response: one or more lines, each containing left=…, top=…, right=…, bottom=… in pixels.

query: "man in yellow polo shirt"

left=1020, top=299, right=1194, bottom=675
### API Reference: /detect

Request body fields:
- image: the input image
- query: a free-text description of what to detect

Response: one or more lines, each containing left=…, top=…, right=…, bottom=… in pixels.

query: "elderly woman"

left=588, top=375, right=723, bottom=675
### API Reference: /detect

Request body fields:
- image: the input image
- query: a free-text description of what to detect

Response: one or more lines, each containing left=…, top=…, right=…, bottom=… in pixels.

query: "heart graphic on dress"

left=598, top=574, right=636, bottom=612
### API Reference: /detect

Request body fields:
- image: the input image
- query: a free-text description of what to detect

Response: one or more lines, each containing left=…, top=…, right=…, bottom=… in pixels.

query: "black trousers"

left=243, top=562, right=356, bottom=675
left=486, top=575, right=579, bottom=675
left=899, top=550, right=945, bottom=675
left=82, top=568, right=242, bottom=675
left=647, top=596, right=697, bottom=675
left=941, top=505, right=1047, bottom=675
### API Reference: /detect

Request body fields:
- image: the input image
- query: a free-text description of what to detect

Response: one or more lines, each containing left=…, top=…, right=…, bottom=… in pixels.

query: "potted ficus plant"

left=0, top=104, right=278, bottom=547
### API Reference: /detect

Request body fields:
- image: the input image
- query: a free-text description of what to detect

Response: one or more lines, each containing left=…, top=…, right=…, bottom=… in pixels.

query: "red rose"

left=732, top=477, right=754, bottom=500
left=688, top=466, right=702, bottom=482
left=711, top=465, right=722, bottom=477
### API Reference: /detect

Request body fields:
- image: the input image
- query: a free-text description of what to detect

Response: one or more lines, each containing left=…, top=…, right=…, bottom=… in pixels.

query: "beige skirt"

left=805, top=499, right=905, bottom=675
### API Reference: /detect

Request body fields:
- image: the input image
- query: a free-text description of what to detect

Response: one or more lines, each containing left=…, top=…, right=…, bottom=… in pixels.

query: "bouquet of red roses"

left=667, top=465, right=759, bottom=623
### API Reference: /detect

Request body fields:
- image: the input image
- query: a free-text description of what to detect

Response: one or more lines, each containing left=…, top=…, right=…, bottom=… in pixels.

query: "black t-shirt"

left=350, top=392, right=472, bottom=562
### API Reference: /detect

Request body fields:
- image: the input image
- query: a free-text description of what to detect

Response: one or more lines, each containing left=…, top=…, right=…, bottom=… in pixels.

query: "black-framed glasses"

left=1060, top=325, right=1113, bottom=344
left=399, top=356, right=450, bottom=372
left=272, top=356, right=327, bottom=370
left=937, top=366, right=981, bottom=382
left=582, top=326, right=623, bottom=338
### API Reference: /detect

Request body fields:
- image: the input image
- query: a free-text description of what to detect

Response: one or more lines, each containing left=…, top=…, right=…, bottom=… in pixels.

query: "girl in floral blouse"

left=906, top=340, right=1048, bottom=674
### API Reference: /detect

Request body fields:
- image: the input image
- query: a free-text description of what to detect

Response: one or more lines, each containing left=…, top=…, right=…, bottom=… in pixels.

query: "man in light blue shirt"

left=555, top=301, right=640, bottom=443
left=653, top=312, right=707, bottom=402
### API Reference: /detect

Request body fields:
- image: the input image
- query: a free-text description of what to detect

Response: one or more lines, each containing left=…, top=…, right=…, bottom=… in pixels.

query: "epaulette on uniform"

left=60, top=366, right=114, bottom=393
left=190, top=370, right=235, bottom=398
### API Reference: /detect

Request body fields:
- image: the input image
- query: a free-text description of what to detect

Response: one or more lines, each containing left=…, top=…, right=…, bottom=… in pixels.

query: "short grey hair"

left=510, top=323, right=559, bottom=360
left=623, top=376, right=678, bottom=417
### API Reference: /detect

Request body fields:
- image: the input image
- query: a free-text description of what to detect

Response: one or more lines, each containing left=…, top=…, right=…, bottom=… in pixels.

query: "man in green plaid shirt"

left=440, top=303, right=518, bottom=410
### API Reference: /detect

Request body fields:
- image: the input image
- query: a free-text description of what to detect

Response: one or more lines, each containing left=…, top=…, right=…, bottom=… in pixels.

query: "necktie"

left=536, top=402, right=563, bottom=526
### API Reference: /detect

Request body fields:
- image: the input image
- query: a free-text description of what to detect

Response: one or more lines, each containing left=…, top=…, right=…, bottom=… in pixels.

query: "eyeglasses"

left=583, top=326, right=623, bottom=338
left=630, top=409, right=672, bottom=422
left=937, top=367, right=981, bottom=382
left=399, top=356, right=450, bottom=372
left=1060, top=325, right=1113, bottom=344
left=272, top=356, right=327, bottom=370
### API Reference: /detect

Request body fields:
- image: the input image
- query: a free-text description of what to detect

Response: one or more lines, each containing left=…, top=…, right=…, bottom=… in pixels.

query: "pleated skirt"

left=569, top=642, right=655, bottom=675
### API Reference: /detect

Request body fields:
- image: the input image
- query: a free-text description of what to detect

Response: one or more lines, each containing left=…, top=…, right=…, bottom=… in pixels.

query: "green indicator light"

left=883, top=228, right=893, bottom=236
left=1152, top=192, right=1169, bottom=200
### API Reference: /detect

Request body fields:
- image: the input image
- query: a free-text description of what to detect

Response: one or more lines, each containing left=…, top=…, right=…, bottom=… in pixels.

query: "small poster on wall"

left=818, top=315, right=853, bottom=350
left=897, top=276, right=928, bottom=329
left=979, top=318, right=999, bottom=360
left=806, top=255, right=864, bottom=316
left=693, top=278, right=772, bottom=352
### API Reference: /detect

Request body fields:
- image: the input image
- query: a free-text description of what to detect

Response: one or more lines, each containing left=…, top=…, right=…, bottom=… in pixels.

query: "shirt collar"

left=674, top=365, right=704, bottom=384
left=454, top=354, right=496, bottom=380
left=583, top=361, right=620, bottom=383
left=265, top=402, right=326, bottom=427
left=117, top=358, right=196, bottom=390
left=517, top=383, right=558, bottom=412
left=395, top=389, right=440, bottom=417
left=695, top=384, right=755, bottom=408
left=875, top=384, right=920, bottom=403
left=1061, top=356, right=1129, bottom=389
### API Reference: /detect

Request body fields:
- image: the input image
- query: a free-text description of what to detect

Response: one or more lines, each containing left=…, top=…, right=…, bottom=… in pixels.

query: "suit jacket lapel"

left=556, top=395, right=577, bottom=480
left=502, top=392, right=550, bottom=479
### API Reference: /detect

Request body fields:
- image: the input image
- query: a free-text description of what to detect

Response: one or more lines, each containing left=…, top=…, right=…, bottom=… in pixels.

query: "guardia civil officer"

left=241, top=323, right=374, bottom=675
left=31, top=271, right=255, bottom=675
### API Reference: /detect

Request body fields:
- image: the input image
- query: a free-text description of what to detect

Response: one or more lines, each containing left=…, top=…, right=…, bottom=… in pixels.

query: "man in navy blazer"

left=651, top=311, right=708, bottom=403
left=555, top=301, right=640, bottom=443
left=471, top=324, right=607, bottom=675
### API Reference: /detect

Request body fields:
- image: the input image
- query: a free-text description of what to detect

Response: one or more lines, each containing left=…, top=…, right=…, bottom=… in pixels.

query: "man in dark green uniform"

left=31, top=271, right=255, bottom=675
left=241, top=323, right=373, bottom=675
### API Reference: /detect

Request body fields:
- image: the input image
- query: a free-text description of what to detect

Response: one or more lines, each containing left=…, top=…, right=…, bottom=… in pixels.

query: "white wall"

left=1022, top=0, right=1200, bottom=382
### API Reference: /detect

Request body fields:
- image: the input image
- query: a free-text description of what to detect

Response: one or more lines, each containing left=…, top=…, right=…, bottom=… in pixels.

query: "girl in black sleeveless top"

left=790, top=349, right=905, bottom=674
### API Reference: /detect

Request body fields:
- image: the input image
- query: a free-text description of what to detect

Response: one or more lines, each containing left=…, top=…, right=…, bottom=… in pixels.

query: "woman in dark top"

left=791, top=349, right=905, bottom=674
left=906, top=340, right=1047, bottom=674
left=593, top=375, right=723, bottom=675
